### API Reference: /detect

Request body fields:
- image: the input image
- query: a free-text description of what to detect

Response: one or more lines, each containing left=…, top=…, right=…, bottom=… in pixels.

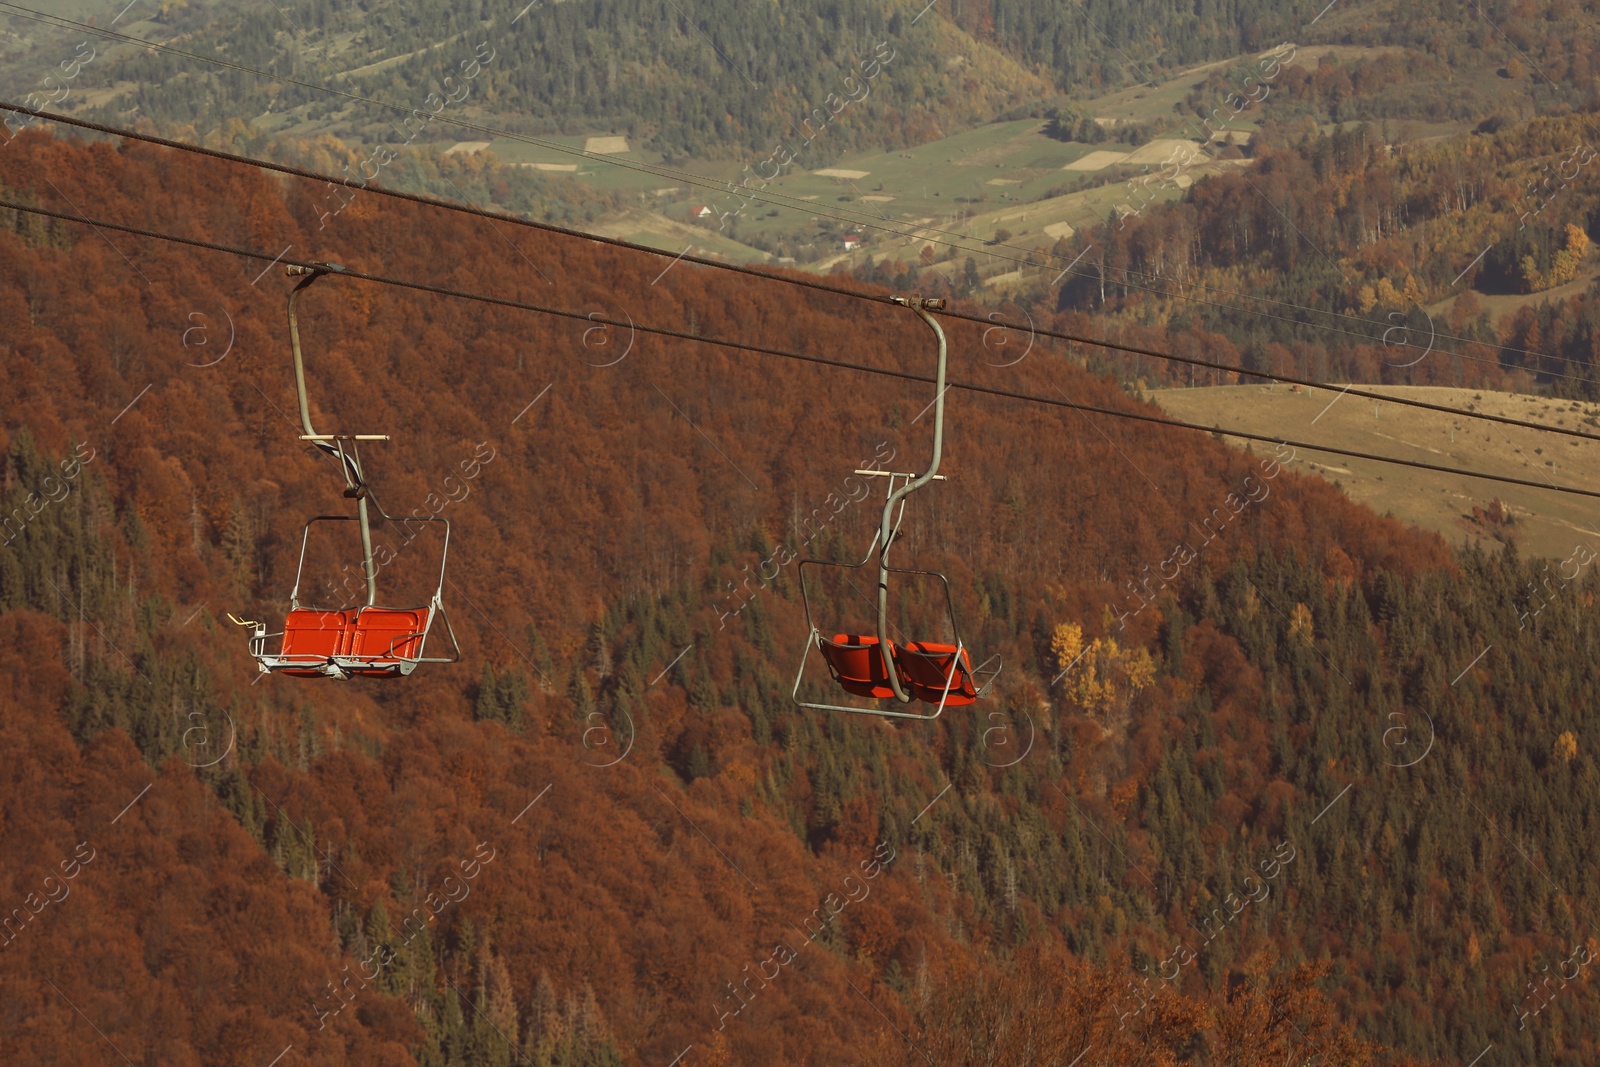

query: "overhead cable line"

left=2, top=101, right=1596, bottom=445
left=0, top=5, right=1568, bottom=375
left=4, top=194, right=1599, bottom=501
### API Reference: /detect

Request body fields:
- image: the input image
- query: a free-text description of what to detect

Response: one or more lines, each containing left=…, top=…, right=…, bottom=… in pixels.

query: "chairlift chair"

left=231, top=264, right=461, bottom=679
left=791, top=297, right=1000, bottom=719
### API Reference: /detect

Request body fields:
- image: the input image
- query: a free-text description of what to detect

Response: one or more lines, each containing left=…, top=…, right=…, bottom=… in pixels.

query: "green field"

left=582, top=207, right=775, bottom=265
left=457, top=117, right=1164, bottom=269
left=141, top=38, right=1396, bottom=278
left=468, top=134, right=701, bottom=198
left=565, top=42, right=1376, bottom=271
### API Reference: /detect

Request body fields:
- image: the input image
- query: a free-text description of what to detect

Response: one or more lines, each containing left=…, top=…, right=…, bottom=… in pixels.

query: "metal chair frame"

left=242, top=513, right=461, bottom=677
left=235, top=263, right=461, bottom=679
left=791, top=297, right=1000, bottom=719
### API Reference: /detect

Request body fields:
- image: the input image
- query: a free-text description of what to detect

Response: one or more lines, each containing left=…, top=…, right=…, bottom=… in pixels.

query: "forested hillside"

left=7, top=0, right=1051, bottom=159
left=10, top=0, right=1600, bottom=322
left=26, top=0, right=1598, bottom=164
left=902, top=107, right=1600, bottom=403
left=5, top=129, right=1600, bottom=1065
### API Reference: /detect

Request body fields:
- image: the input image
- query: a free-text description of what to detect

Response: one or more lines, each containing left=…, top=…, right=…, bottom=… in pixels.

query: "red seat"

left=348, top=608, right=431, bottom=674
left=253, top=607, right=433, bottom=678
left=895, top=642, right=978, bottom=706
left=279, top=609, right=355, bottom=675
left=819, top=634, right=905, bottom=699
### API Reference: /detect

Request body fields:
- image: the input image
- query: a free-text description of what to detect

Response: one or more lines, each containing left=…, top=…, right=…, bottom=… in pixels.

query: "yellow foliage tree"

left=1521, top=255, right=1545, bottom=292
left=1356, top=284, right=1378, bottom=314
left=1051, top=621, right=1084, bottom=674
left=1524, top=225, right=1591, bottom=292
left=1401, top=273, right=1424, bottom=305
left=1374, top=277, right=1403, bottom=308
left=1051, top=621, right=1155, bottom=716
left=1289, top=602, right=1314, bottom=644
left=1567, top=223, right=1592, bottom=259
left=1547, top=224, right=1591, bottom=287
left=1555, top=730, right=1578, bottom=764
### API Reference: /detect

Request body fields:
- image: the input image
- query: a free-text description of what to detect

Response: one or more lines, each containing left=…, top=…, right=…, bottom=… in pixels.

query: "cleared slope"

left=1151, top=384, right=1600, bottom=558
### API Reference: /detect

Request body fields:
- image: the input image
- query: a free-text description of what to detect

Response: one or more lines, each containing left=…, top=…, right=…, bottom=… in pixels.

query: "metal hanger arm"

left=284, top=263, right=377, bottom=607
left=876, top=296, right=949, bottom=703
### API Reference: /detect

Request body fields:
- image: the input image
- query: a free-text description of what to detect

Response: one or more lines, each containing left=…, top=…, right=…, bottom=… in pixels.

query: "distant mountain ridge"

left=5, top=0, right=1319, bottom=158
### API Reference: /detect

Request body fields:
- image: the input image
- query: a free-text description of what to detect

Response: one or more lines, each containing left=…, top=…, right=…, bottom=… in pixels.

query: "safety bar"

left=286, top=513, right=452, bottom=617
left=301, top=434, right=391, bottom=441
left=854, top=469, right=947, bottom=481
left=286, top=262, right=347, bottom=277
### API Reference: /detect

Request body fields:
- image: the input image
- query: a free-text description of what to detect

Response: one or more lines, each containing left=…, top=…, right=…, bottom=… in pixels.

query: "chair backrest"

left=897, top=642, right=978, bottom=706
left=351, top=607, right=432, bottom=663
left=281, top=609, right=355, bottom=661
left=820, top=634, right=904, bottom=700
